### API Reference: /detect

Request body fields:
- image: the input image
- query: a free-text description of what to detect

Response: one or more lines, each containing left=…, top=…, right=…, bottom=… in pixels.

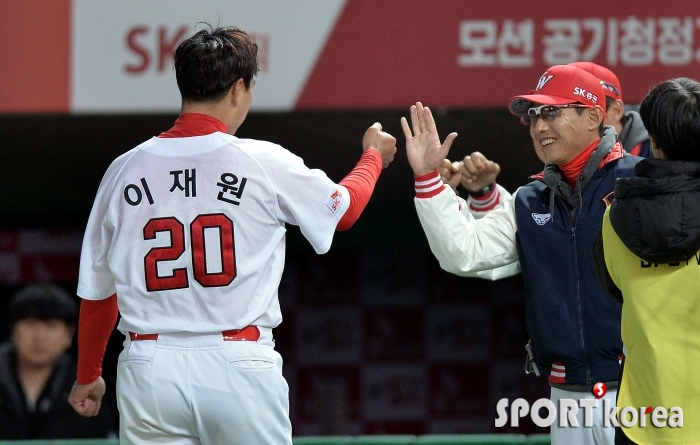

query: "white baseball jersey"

left=77, top=132, right=349, bottom=334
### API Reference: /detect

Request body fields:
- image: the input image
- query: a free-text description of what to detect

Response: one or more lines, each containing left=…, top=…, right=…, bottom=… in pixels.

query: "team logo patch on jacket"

left=532, top=213, right=551, bottom=225
left=326, top=189, right=343, bottom=213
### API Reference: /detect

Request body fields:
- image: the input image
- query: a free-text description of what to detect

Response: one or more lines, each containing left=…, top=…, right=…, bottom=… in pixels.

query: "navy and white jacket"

left=415, top=126, right=641, bottom=389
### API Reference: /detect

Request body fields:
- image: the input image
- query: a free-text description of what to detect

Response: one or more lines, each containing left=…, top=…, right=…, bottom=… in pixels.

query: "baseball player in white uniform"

left=68, top=25, right=397, bottom=445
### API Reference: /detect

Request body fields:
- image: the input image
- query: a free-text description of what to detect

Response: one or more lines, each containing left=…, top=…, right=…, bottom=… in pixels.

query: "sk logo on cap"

left=536, top=74, right=554, bottom=91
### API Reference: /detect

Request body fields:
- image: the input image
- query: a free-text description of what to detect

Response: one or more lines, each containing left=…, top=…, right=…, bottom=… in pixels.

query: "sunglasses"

left=521, top=104, right=590, bottom=126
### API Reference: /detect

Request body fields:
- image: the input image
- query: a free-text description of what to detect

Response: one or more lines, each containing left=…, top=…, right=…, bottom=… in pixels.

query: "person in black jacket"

left=592, top=77, right=700, bottom=444
left=0, top=283, right=117, bottom=439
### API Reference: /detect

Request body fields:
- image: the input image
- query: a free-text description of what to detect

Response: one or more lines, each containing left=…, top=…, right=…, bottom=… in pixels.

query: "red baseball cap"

left=509, top=65, right=606, bottom=116
left=569, top=61, right=622, bottom=100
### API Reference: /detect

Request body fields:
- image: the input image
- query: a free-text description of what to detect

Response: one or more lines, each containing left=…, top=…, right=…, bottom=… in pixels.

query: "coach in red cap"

left=509, top=64, right=608, bottom=167
left=403, top=64, right=643, bottom=445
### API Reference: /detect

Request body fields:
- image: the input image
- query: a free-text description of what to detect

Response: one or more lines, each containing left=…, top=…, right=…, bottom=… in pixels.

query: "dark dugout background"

left=0, top=109, right=550, bottom=434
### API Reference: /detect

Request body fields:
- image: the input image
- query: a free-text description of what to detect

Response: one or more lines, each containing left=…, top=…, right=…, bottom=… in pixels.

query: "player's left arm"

left=336, top=123, right=396, bottom=231
left=269, top=123, right=394, bottom=253
left=336, top=150, right=382, bottom=231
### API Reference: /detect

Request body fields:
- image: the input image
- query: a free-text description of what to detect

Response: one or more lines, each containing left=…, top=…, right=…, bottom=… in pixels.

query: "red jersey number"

left=143, top=214, right=236, bottom=292
left=143, top=217, right=188, bottom=291
left=191, top=214, right=236, bottom=287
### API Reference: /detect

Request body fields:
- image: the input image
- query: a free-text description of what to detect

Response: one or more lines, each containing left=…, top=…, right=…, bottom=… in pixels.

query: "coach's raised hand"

left=401, top=102, right=458, bottom=176
left=363, top=122, right=397, bottom=169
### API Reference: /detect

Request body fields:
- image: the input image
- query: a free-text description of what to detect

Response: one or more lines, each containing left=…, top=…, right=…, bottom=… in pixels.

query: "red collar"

left=530, top=141, right=626, bottom=181
left=158, top=113, right=228, bottom=138
left=559, top=138, right=600, bottom=186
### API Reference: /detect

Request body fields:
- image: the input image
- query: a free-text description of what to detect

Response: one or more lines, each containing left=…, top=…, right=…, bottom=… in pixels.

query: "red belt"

left=129, top=326, right=260, bottom=342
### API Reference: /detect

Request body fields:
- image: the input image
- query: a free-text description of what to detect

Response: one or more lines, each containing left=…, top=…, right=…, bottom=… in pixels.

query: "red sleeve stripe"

left=414, top=170, right=445, bottom=198
left=468, top=186, right=501, bottom=212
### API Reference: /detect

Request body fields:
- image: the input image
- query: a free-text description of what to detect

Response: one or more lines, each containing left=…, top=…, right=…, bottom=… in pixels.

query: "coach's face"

left=529, top=106, right=594, bottom=165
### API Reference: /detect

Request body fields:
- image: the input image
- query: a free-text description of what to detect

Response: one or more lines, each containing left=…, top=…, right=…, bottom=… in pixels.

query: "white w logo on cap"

left=536, top=74, right=554, bottom=91
left=532, top=213, right=551, bottom=225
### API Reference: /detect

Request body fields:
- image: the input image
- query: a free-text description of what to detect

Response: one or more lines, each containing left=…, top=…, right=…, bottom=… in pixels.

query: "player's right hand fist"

left=363, top=122, right=397, bottom=169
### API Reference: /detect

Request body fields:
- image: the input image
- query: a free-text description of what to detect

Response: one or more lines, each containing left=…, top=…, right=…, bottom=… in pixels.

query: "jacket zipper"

left=575, top=175, right=593, bottom=385
left=570, top=223, right=591, bottom=385
left=561, top=186, right=593, bottom=386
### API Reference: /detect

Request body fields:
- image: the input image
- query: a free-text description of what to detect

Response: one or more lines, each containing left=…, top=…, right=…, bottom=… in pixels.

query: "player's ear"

left=649, top=135, right=667, bottom=160
left=229, top=79, right=245, bottom=107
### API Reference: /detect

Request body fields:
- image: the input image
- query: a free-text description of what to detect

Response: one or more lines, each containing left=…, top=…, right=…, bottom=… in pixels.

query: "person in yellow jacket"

left=592, top=77, right=700, bottom=445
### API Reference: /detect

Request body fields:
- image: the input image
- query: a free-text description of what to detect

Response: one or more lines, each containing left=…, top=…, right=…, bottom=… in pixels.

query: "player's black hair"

left=174, top=24, right=260, bottom=103
left=9, top=283, right=78, bottom=327
left=639, top=77, right=700, bottom=162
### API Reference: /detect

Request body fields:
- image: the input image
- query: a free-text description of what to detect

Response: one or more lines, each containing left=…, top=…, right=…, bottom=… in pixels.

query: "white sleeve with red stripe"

left=414, top=171, right=521, bottom=280
left=415, top=170, right=470, bottom=211
left=467, top=183, right=512, bottom=219
left=414, top=170, right=446, bottom=198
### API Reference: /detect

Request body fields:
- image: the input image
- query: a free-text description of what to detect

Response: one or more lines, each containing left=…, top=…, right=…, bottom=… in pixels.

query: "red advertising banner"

left=1, top=0, right=698, bottom=113
left=0, top=0, right=71, bottom=113
left=298, top=0, right=700, bottom=108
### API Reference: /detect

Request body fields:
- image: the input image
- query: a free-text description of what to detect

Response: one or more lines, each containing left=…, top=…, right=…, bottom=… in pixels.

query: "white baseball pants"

left=115, top=328, right=292, bottom=445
